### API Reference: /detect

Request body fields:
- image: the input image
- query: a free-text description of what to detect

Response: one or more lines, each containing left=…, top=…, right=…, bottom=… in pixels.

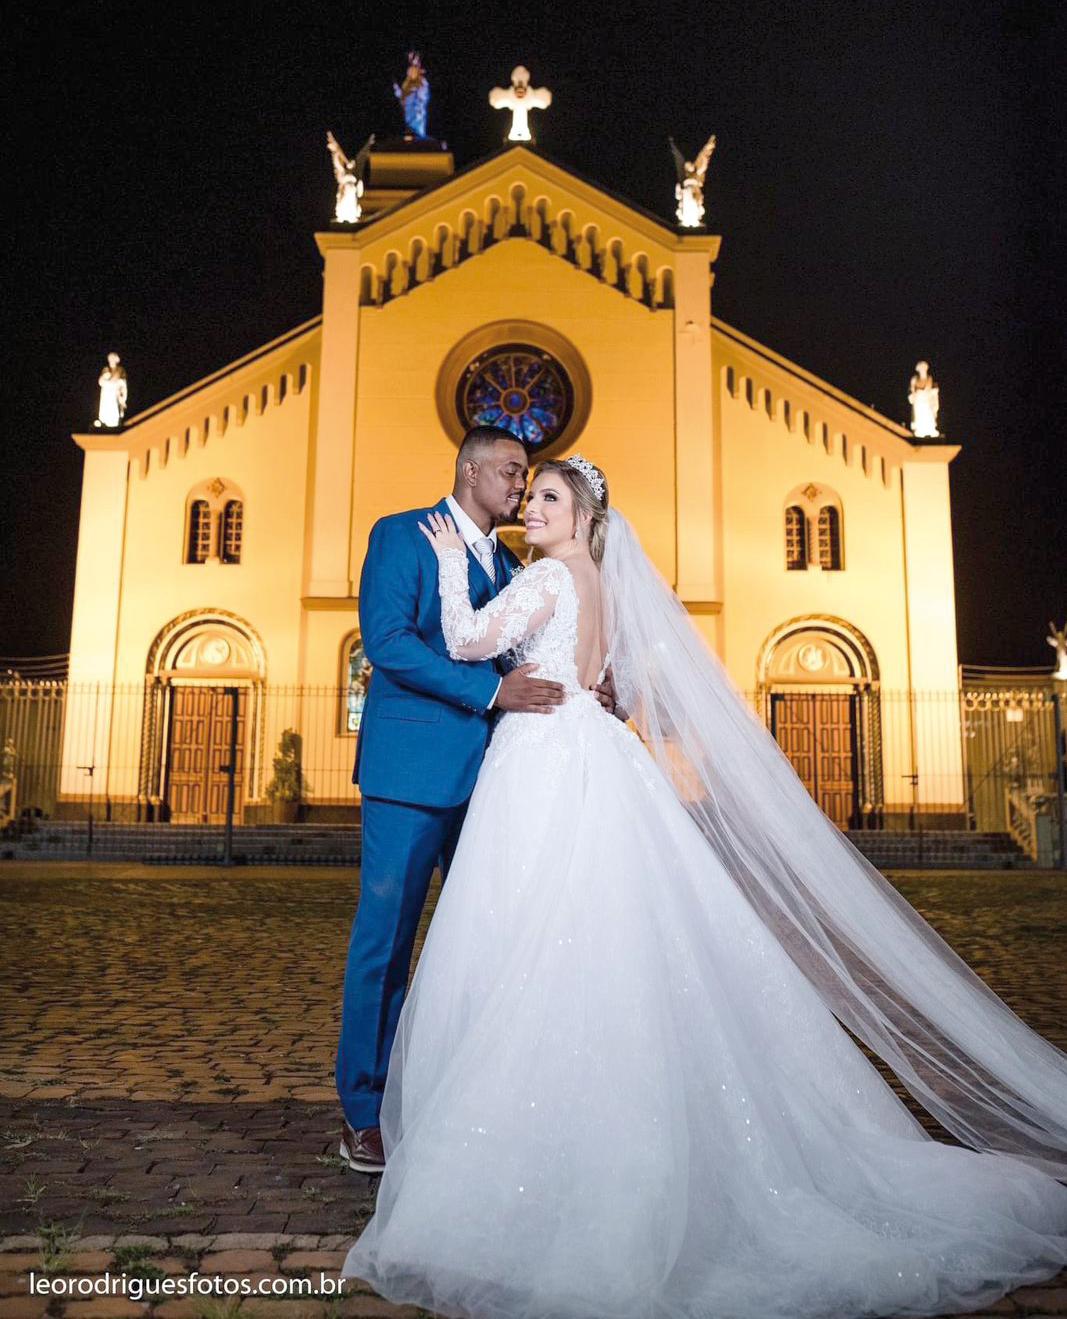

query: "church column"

left=900, top=447, right=965, bottom=818
left=307, top=233, right=363, bottom=597
left=673, top=236, right=722, bottom=606
left=59, top=439, right=129, bottom=807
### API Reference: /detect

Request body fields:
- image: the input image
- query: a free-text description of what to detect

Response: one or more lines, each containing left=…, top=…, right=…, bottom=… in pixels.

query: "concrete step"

left=2, top=820, right=361, bottom=865
left=2, top=821, right=1032, bottom=871
left=847, top=830, right=1029, bottom=869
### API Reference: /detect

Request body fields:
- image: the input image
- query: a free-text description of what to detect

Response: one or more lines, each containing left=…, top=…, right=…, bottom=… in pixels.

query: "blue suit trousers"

left=335, top=793, right=468, bottom=1129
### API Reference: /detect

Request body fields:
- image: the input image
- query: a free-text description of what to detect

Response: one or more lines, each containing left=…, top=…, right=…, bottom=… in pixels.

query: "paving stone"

left=280, top=1250, right=348, bottom=1271
left=198, top=1249, right=276, bottom=1273
left=281, top=1215, right=354, bottom=1235
left=62, top=1252, right=114, bottom=1271
left=330, top=1299, right=426, bottom=1317
left=209, top=1215, right=291, bottom=1235
left=167, top=1234, right=216, bottom=1251
left=240, top=1303, right=346, bottom=1319
left=0, top=1297, right=53, bottom=1318
left=0, top=1259, right=39, bottom=1276
left=60, top=1300, right=149, bottom=1317
left=131, top=1218, right=216, bottom=1235
left=210, top=1233, right=293, bottom=1251
left=1010, top=1287, right=1067, bottom=1312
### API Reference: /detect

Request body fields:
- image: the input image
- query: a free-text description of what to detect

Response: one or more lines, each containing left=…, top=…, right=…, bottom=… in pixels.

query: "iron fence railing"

left=1, top=679, right=1064, bottom=864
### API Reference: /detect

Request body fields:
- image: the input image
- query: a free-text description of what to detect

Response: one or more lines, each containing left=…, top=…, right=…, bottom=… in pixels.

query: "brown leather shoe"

left=339, top=1119, right=385, bottom=1174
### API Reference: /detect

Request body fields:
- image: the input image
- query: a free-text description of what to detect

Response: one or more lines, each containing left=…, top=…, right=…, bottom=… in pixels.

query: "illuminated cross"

left=489, top=66, right=552, bottom=142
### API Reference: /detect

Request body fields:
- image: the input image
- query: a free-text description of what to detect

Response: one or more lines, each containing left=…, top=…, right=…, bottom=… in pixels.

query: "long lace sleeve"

left=437, top=551, right=567, bottom=661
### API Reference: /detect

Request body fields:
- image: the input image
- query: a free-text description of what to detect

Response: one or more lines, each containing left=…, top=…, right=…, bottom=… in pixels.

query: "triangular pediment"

left=316, top=145, right=719, bottom=314
left=354, top=144, right=692, bottom=253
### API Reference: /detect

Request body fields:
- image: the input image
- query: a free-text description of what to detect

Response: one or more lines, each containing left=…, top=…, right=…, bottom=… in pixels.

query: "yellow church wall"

left=113, top=390, right=312, bottom=686
left=717, top=385, right=911, bottom=691
left=348, top=239, right=677, bottom=585
left=714, top=349, right=964, bottom=816
left=58, top=384, right=314, bottom=812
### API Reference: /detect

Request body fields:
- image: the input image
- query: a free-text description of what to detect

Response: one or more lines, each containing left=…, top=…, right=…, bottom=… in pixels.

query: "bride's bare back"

left=564, top=556, right=609, bottom=690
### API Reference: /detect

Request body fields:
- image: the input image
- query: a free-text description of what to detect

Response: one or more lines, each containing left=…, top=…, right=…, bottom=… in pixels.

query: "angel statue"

left=394, top=51, right=430, bottom=139
left=94, top=352, right=127, bottom=428
left=327, top=131, right=375, bottom=224
left=908, top=360, right=941, bottom=438
left=1048, top=622, right=1067, bottom=681
left=669, top=133, right=717, bottom=228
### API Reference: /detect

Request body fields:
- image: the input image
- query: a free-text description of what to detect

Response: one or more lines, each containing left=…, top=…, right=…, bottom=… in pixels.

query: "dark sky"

left=0, top=0, right=1061, bottom=667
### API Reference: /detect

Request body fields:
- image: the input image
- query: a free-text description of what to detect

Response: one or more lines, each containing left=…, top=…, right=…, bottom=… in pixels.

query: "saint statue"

left=908, top=360, right=941, bottom=438
left=669, top=134, right=717, bottom=228
left=394, top=51, right=430, bottom=139
left=327, top=131, right=375, bottom=224
left=94, top=352, right=128, bottom=428
left=489, top=66, right=552, bottom=142
left=1048, top=622, right=1067, bottom=681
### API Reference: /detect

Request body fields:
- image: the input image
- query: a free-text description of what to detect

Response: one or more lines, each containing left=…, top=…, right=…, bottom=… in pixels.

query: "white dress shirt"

left=443, top=495, right=503, bottom=711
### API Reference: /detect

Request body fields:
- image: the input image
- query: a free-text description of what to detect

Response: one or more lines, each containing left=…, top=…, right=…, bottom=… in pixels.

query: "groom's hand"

left=496, top=663, right=565, bottom=714
left=593, top=666, right=628, bottom=721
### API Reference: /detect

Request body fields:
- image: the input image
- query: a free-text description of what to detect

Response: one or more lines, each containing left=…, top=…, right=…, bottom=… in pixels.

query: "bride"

left=341, top=454, right=1067, bottom=1319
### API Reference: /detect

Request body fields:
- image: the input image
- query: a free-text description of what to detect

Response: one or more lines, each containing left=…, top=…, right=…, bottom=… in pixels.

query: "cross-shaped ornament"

left=489, top=66, right=551, bottom=142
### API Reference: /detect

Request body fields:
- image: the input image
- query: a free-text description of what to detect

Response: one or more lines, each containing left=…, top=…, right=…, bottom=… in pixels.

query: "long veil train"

left=601, top=508, right=1067, bottom=1180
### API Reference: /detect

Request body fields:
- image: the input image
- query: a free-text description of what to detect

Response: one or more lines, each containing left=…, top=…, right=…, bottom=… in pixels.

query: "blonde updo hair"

left=533, top=458, right=610, bottom=564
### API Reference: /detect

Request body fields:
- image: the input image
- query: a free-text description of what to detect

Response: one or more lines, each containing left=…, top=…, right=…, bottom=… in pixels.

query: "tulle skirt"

left=341, top=693, right=1067, bottom=1318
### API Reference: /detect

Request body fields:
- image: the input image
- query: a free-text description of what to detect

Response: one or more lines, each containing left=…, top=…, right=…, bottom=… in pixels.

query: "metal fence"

left=1, top=679, right=1064, bottom=865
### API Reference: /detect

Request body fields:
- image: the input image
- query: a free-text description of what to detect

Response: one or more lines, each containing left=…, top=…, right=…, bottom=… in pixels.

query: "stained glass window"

left=457, top=343, right=573, bottom=452
left=346, top=637, right=372, bottom=734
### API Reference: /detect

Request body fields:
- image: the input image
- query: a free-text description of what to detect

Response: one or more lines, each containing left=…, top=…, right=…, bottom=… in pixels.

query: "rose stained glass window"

left=457, top=343, right=573, bottom=451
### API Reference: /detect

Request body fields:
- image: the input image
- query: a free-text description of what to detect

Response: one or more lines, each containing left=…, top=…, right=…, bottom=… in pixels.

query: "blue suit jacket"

left=352, top=498, right=522, bottom=808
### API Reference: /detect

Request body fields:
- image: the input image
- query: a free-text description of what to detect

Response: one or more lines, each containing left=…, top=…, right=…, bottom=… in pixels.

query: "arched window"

left=221, top=500, right=243, bottom=564
left=343, top=634, right=373, bottom=734
left=183, top=479, right=245, bottom=566
left=817, top=505, right=842, bottom=570
left=783, top=484, right=844, bottom=573
left=785, top=506, right=807, bottom=570
left=187, top=500, right=211, bottom=564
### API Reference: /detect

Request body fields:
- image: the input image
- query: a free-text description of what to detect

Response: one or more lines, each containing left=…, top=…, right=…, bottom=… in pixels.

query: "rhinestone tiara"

left=563, top=453, right=606, bottom=501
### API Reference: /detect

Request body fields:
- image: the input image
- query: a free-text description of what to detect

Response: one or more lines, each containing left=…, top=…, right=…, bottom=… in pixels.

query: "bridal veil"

left=601, top=508, right=1067, bottom=1180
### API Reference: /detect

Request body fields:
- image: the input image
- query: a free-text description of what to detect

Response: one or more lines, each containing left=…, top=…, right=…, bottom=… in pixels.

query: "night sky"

left=1, top=1, right=1061, bottom=667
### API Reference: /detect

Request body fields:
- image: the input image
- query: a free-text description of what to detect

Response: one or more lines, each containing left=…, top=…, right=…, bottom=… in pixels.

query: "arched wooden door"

left=165, top=685, right=247, bottom=824
left=770, top=691, right=859, bottom=829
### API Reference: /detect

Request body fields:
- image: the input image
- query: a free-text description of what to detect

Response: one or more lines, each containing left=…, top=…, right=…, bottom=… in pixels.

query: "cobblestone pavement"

left=0, top=862, right=1065, bottom=1317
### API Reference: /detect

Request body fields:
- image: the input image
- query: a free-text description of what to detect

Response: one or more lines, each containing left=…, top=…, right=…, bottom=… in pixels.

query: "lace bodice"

left=437, top=551, right=588, bottom=694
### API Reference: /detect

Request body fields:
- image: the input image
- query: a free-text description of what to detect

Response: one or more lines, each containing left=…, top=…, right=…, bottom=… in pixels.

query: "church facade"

left=59, top=142, right=963, bottom=829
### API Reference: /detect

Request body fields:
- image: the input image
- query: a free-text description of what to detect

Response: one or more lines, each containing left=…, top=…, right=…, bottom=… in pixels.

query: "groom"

left=336, top=424, right=568, bottom=1173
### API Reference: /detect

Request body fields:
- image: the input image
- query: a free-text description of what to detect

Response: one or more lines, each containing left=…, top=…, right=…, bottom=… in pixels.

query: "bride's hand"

left=418, top=511, right=466, bottom=557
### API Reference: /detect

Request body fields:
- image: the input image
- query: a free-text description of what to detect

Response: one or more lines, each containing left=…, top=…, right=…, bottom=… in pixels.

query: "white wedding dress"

left=341, top=534, right=1067, bottom=1319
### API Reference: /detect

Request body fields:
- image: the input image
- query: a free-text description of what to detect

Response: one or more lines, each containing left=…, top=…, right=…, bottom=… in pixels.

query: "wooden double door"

left=165, top=685, right=248, bottom=824
left=770, top=691, right=859, bottom=829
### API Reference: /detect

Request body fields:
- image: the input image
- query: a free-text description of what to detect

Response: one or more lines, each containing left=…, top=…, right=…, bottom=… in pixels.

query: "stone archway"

left=140, top=612, right=266, bottom=824
left=756, top=618, right=882, bottom=829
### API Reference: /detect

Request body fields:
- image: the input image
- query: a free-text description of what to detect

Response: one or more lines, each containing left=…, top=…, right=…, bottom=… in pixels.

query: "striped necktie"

left=473, top=537, right=497, bottom=585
